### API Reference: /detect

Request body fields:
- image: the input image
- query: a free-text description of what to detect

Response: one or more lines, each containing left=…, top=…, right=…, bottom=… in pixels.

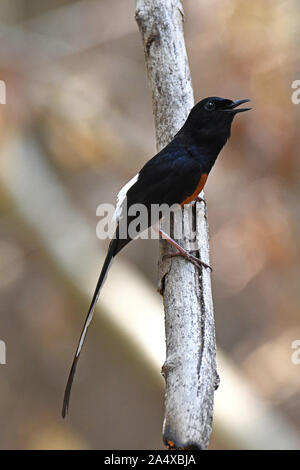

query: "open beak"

left=224, top=99, right=252, bottom=114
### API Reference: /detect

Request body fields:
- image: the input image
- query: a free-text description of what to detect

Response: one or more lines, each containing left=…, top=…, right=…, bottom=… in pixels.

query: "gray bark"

left=135, top=0, right=218, bottom=450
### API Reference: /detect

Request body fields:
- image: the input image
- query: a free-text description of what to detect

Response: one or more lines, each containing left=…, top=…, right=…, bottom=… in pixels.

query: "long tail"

left=62, top=231, right=129, bottom=418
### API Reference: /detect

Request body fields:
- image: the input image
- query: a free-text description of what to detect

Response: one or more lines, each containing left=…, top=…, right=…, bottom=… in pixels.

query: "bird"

left=62, top=96, right=251, bottom=417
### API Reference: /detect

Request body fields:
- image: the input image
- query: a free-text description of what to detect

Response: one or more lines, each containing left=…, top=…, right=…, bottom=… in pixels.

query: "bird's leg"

left=159, top=228, right=212, bottom=271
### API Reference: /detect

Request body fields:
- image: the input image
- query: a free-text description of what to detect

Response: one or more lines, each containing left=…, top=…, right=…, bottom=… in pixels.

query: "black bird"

left=62, top=96, right=251, bottom=417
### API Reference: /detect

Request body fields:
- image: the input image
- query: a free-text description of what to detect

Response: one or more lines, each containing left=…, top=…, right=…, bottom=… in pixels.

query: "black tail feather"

left=62, top=232, right=130, bottom=418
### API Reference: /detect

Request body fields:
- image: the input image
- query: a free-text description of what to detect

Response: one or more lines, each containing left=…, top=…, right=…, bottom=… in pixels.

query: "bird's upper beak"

left=224, top=99, right=252, bottom=114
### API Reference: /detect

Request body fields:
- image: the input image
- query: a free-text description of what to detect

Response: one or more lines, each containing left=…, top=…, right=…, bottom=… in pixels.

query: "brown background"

left=0, top=0, right=299, bottom=449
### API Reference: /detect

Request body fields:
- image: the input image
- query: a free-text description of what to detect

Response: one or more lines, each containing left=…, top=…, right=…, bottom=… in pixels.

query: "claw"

left=163, top=251, right=212, bottom=271
left=195, top=196, right=206, bottom=206
left=159, top=228, right=212, bottom=271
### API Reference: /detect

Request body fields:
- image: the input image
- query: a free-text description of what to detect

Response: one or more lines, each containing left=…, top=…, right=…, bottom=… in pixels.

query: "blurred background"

left=0, top=0, right=299, bottom=450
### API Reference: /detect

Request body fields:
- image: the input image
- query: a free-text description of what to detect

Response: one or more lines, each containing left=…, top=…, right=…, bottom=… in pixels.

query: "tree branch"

left=135, top=0, right=218, bottom=450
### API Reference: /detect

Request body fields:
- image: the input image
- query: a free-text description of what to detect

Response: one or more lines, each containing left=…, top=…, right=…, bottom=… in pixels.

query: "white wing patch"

left=113, top=173, right=139, bottom=222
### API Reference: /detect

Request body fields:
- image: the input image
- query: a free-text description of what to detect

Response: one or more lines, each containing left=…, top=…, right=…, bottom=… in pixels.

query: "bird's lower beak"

left=224, top=99, right=252, bottom=114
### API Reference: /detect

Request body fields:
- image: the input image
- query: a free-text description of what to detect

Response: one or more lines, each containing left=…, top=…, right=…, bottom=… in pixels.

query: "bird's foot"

left=163, top=249, right=212, bottom=271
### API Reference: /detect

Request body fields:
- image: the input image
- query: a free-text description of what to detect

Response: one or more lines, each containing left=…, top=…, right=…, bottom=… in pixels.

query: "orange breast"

left=180, top=173, right=208, bottom=206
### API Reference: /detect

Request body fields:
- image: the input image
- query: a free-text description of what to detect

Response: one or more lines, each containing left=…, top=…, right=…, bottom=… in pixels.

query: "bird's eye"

left=204, top=101, right=215, bottom=111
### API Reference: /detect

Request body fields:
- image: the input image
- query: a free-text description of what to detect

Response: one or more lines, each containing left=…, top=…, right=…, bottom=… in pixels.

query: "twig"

left=135, top=0, right=218, bottom=449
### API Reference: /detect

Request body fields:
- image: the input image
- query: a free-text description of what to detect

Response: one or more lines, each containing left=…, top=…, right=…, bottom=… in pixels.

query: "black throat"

left=176, top=123, right=231, bottom=173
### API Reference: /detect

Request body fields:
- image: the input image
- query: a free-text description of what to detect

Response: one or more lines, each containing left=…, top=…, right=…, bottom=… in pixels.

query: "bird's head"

left=184, top=96, right=251, bottom=143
